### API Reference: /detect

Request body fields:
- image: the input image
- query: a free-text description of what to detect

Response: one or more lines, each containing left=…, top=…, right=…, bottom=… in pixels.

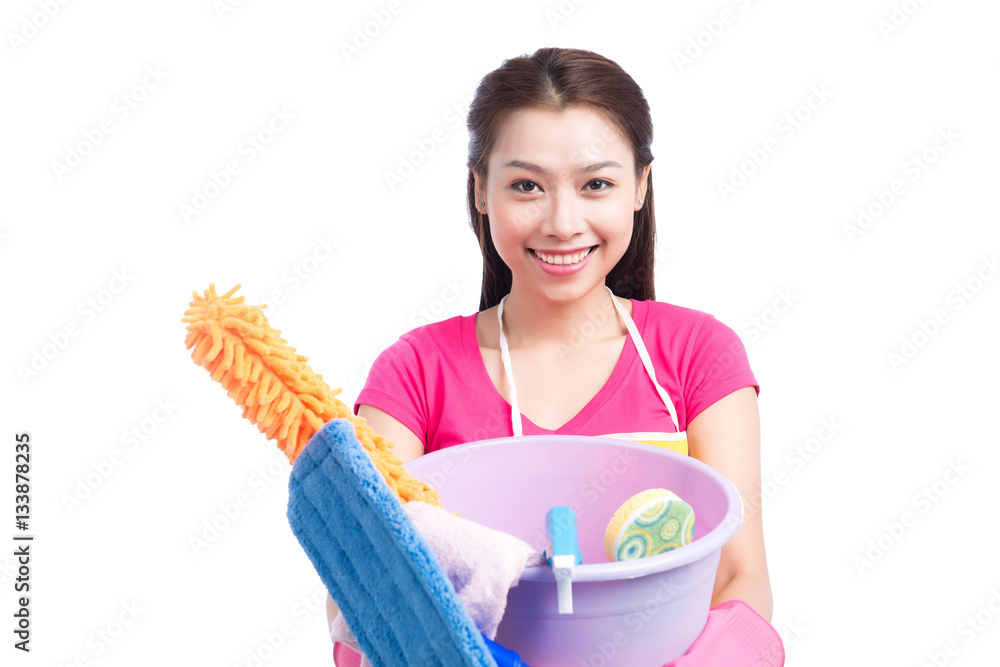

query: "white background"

left=2, top=1, right=999, bottom=665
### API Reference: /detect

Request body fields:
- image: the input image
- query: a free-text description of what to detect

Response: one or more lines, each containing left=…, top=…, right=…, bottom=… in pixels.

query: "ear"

left=472, top=172, right=486, bottom=209
left=635, top=164, right=651, bottom=210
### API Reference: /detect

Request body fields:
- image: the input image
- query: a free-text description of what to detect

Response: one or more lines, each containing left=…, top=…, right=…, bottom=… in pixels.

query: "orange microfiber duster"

left=182, top=283, right=443, bottom=509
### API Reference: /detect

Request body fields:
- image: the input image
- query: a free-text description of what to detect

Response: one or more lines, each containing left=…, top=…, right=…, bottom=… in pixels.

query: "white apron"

left=497, top=285, right=688, bottom=455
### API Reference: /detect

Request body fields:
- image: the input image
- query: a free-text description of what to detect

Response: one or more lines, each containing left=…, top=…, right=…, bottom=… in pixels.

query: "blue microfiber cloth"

left=286, top=418, right=496, bottom=667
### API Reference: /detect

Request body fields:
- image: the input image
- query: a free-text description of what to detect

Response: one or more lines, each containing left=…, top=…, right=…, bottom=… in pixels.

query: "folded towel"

left=406, top=501, right=547, bottom=637
left=332, top=501, right=546, bottom=650
left=287, top=418, right=495, bottom=666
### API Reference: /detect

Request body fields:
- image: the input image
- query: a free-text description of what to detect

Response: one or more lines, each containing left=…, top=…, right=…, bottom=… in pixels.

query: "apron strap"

left=497, top=294, right=523, bottom=437
left=604, top=286, right=681, bottom=433
left=498, top=287, right=681, bottom=437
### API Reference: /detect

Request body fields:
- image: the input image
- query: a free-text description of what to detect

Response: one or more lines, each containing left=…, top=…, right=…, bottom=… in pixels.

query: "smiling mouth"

left=529, top=246, right=598, bottom=266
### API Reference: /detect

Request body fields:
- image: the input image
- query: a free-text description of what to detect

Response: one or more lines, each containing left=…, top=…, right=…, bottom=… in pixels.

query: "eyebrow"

left=501, top=159, right=622, bottom=176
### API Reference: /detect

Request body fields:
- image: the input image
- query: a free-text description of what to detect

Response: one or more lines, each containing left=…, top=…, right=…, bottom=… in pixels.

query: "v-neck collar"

left=466, top=298, right=644, bottom=434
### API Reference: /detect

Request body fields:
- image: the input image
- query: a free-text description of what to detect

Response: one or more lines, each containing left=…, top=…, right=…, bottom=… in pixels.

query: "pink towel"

left=331, top=501, right=545, bottom=651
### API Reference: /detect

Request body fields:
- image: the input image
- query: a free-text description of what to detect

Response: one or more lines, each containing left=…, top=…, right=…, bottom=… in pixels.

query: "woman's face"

left=475, top=106, right=649, bottom=305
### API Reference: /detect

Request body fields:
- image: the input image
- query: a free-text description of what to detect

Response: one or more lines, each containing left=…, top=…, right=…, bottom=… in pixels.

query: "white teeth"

left=532, top=247, right=594, bottom=265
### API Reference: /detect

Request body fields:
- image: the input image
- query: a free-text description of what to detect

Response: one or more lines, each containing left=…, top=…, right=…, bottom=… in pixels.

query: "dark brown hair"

left=466, top=47, right=657, bottom=311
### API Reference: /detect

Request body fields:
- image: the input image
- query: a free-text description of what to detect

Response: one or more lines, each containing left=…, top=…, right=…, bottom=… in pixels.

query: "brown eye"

left=513, top=180, right=540, bottom=193
left=587, top=179, right=612, bottom=191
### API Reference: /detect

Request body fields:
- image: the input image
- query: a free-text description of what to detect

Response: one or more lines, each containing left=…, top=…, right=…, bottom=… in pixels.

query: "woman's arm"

left=325, top=404, right=427, bottom=640
left=686, top=386, right=774, bottom=621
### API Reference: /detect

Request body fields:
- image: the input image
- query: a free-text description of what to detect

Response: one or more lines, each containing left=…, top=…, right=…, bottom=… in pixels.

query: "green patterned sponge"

left=604, top=488, right=696, bottom=561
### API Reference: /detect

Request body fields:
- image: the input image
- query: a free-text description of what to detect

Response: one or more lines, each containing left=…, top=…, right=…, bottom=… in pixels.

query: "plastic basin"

left=404, top=435, right=743, bottom=666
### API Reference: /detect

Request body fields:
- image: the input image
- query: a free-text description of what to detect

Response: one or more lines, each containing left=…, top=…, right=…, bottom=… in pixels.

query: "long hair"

left=466, top=47, right=657, bottom=312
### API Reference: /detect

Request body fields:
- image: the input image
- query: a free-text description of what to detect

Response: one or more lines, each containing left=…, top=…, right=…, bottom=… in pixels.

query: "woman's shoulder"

left=638, top=298, right=723, bottom=329
left=368, top=313, right=473, bottom=376
left=637, top=298, right=745, bottom=350
left=395, top=312, right=474, bottom=351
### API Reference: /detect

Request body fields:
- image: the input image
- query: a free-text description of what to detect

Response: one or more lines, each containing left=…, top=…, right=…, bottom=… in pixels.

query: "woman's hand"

left=686, top=386, right=774, bottom=621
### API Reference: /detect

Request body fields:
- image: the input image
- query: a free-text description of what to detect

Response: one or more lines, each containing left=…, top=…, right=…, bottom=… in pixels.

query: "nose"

left=540, top=191, right=586, bottom=240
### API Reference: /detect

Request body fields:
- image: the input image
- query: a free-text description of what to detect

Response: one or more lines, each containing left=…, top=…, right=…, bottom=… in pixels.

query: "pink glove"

left=333, top=641, right=365, bottom=667
left=663, top=600, right=784, bottom=666
left=335, top=601, right=784, bottom=667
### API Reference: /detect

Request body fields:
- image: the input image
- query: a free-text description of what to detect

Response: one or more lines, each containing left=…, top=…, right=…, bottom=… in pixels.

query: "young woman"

left=330, top=47, right=779, bottom=666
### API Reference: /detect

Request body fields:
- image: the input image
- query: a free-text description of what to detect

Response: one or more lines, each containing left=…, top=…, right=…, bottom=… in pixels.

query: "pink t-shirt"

left=354, top=298, right=759, bottom=454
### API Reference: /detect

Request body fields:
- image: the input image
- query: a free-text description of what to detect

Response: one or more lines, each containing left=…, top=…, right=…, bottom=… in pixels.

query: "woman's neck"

left=500, top=283, right=629, bottom=350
